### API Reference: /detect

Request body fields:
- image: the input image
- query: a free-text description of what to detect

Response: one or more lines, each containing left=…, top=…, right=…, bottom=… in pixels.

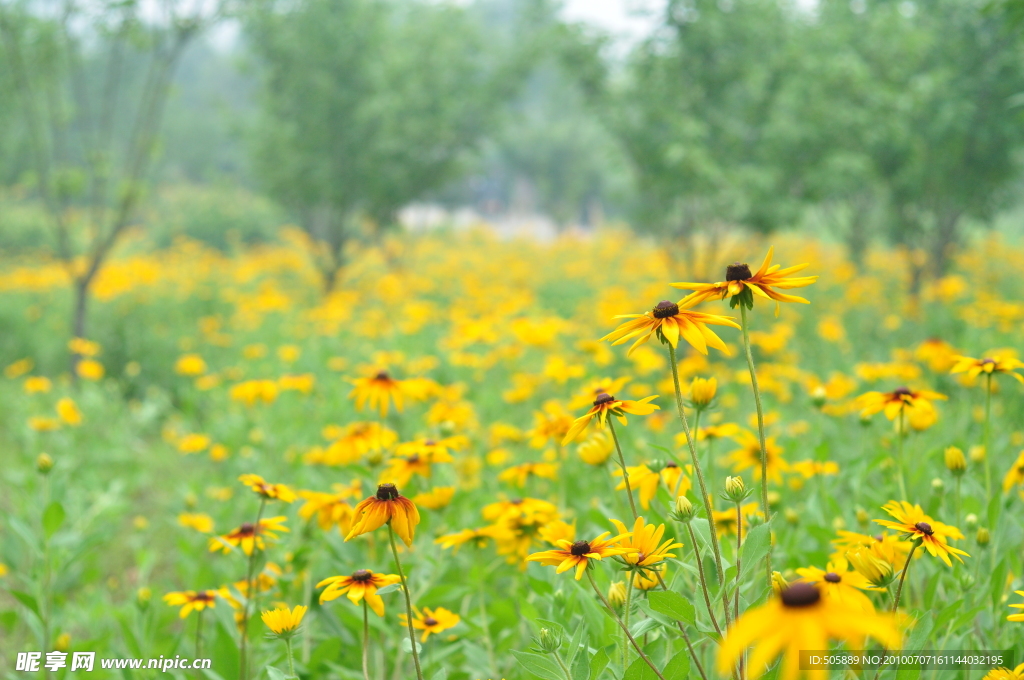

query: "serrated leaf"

left=42, top=501, right=65, bottom=539
left=513, top=650, right=565, bottom=680
left=647, top=590, right=695, bottom=625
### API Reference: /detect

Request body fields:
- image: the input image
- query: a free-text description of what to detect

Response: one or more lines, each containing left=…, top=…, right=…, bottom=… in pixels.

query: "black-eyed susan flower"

left=874, top=501, right=969, bottom=567
left=609, top=516, right=682, bottom=578
left=399, top=606, right=461, bottom=642
left=434, top=527, right=492, bottom=552
left=525, top=532, right=636, bottom=580
left=1008, top=591, right=1024, bottom=622
left=411, top=486, right=455, bottom=510
left=568, top=376, right=631, bottom=409
left=856, top=386, right=946, bottom=421
left=1002, top=450, right=1024, bottom=492
left=528, top=400, right=575, bottom=448
left=209, top=517, right=289, bottom=556
left=845, top=547, right=896, bottom=588
left=498, top=462, right=559, bottom=488
left=950, top=354, right=1024, bottom=384
left=561, top=392, right=659, bottom=445
left=983, top=663, right=1024, bottom=680
left=673, top=246, right=818, bottom=315
left=318, top=569, right=402, bottom=616
left=602, top=299, right=740, bottom=356
left=689, top=376, right=717, bottom=408
left=178, top=512, right=215, bottom=533
left=345, top=483, right=420, bottom=547
left=711, top=502, right=760, bottom=537
left=239, top=474, right=297, bottom=503
left=297, top=488, right=355, bottom=534
left=163, top=590, right=218, bottom=618
left=261, top=604, right=306, bottom=638
left=56, top=398, right=82, bottom=426
left=794, top=558, right=883, bottom=612
left=380, top=445, right=453, bottom=487
left=717, top=582, right=901, bottom=680
left=577, top=429, right=614, bottom=465
left=348, top=370, right=412, bottom=416
left=727, top=430, right=789, bottom=483
left=612, top=464, right=691, bottom=509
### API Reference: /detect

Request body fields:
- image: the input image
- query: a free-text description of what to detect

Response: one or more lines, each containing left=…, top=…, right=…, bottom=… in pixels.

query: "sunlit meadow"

left=1, top=226, right=1023, bottom=680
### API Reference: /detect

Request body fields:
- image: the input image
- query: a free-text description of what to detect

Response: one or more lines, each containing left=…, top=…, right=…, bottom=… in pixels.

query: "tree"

left=247, top=0, right=516, bottom=292
left=0, top=0, right=224, bottom=373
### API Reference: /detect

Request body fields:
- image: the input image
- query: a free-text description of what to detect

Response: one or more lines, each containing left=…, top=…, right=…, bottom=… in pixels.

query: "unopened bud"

left=931, top=478, right=944, bottom=492
left=608, top=581, right=627, bottom=609
left=784, top=508, right=799, bottom=525
left=671, top=496, right=697, bottom=523
left=690, top=377, right=717, bottom=408
left=855, top=507, right=869, bottom=526
left=847, top=547, right=895, bottom=588
left=969, top=445, right=986, bottom=463
left=36, top=453, right=54, bottom=474
left=536, top=627, right=562, bottom=654
left=944, top=446, right=966, bottom=475
left=976, top=527, right=990, bottom=546
left=724, top=476, right=746, bottom=502
left=831, top=516, right=847, bottom=531
left=771, top=571, right=789, bottom=595
left=810, top=385, right=827, bottom=409
left=964, top=513, right=978, bottom=530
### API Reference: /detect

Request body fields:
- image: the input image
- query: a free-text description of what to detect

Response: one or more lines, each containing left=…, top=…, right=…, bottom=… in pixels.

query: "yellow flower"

left=4, top=357, right=34, bottom=379
left=577, top=429, right=614, bottom=465
left=178, top=513, right=215, bottom=533
left=673, top=246, right=818, bottom=316
left=24, top=376, right=51, bottom=393
left=874, top=501, right=969, bottom=567
left=794, top=558, right=883, bottom=612
left=261, top=604, right=307, bottom=636
left=1008, top=591, right=1024, bottom=622
left=717, top=582, right=900, bottom=680
left=845, top=547, right=896, bottom=588
left=498, top=462, right=559, bottom=487
left=950, top=354, right=1024, bottom=384
left=399, top=606, right=461, bottom=642
left=29, top=416, right=60, bottom=432
left=915, top=338, right=959, bottom=373
left=346, top=484, right=420, bottom=546
left=175, top=354, right=208, bottom=376
left=56, top=398, right=82, bottom=426
left=689, top=377, right=717, bottom=407
left=613, top=464, right=690, bottom=510
left=76, top=359, right=104, bottom=380
left=525, top=531, right=636, bottom=580
left=279, top=373, right=316, bottom=393
left=209, top=517, right=289, bottom=556
left=561, top=392, right=660, bottom=445
left=568, top=376, right=632, bottom=409
left=178, top=433, right=211, bottom=454
left=348, top=370, right=416, bottom=417
left=983, top=663, right=1024, bottom=680
left=602, top=299, right=739, bottom=356
left=609, top=516, right=682, bottom=576
left=1003, top=450, right=1024, bottom=492
left=318, top=569, right=402, bottom=616
left=229, top=379, right=279, bottom=406
left=727, top=430, right=789, bottom=483
left=412, top=486, right=455, bottom=510
left=790, top=460, right=839, bottom=479
left=856, top=387, right=946, bottom=421
left=163, top=590, right=218, bottom=618
left=239, top=474, right=297, bottom=503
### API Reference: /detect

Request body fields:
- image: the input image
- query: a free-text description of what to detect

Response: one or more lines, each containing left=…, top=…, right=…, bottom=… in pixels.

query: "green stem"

left=388, top=523, right=425, bottom=680
left=685, top=524, right=723, bottom=637
left=738, top=304, right=772, bottom=593
left=478, top=581, right=498, bottom=679
left=734, top=503, right=742, bottom=624
left=667, top=343, right=729, bottom=629
left=608, top=419, right=639, bottom=520
left=896, top=408, right=907, bottom=500
left=984, top=374, right=992, bottom=498
left=655, top=571, right=712, bottom=680
left=362, top=601, right=371, bottom=680
left=891, top=542, right=918, bottom=613
left=553, top=651, right=575, bottom=680
left=239, top=497, right=267, bottom=680
left=195, top=610, right=204, bottom=667
left=285, top=637, right=296, bottom=679
left=586, top=571, right=666, bottom=680
left=954, top=476, right=962, bottom=525
left=623, top=578, right=634, bottom=671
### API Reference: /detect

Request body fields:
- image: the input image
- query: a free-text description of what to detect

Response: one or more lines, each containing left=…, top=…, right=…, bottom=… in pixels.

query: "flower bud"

left=855, top=507, right=869, bottom=526
left=931, top=478, right=944, bottom=492
left=976, top=527, right=990, bottom=546
left=36, top=453, right=54, bottom=474
left=536, top=627, right=563, bottom=654
left=607, top=581, right=627, bottom=609
left=54, top=633, right=70, bottom=651
left=969, top=445, right=986, bottom=463
left=689, top=377, right=717, bottom=408
left=944, top=446, right=966, bottom=476
left=724, top=476, right=746, bottom=502
left=810, top=385, right=827, bottom=409
left=847, top=547, right=895, bottom=588
left=771, top=571, right=789, bottom=595
left=831, top=516, right=846, bottom=531
left=784, top=508, right=799, bottom=525
left=766, top=491, right=781, bottom=508
left=964, top=513, right=978, bottom=530
left=671, top=495, right=697, bottom=523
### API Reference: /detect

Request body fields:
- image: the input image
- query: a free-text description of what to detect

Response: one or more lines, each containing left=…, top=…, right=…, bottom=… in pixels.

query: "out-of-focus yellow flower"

left=412, top=487, right=455, bottom=510
left=178, top=513, right=215, bottom=533
left=56, top=398, right=82, bottom=426
left=175, top=354, right=208, bottom=376
left=561, top=392, right=660, bottom=444
left=29, top=416, right=60, bottom=432
left=230, top=379, right=279, bottom=406
left=4, top=358, right=33, bottom=379
left=24, top=376, right=51, bottom=393
left=279, top=373, right=315, bottom=393
left=857, top=386, right=946, bottom=421
left=68, top=337, right=101, bottom=357
left=915, top=338, right=959, bottom=373
left=261, top=604, right=306, bottom=637
left=76, top=358, right=104, bottom=380
left=498, top=462, right=559, bottom=488
left=164, top=590, right=217, bottom=618
left=239, top=474, right=296, bottom=502
left=178, top=433, right=211, bottom=454
left=950, top=354, right=1024, bottom=384
left=209, top=517, right=289, bottom=555
left=577, top=429, right=614, bottom=465
left=277, top=345, right=301, bottom=363
left=689, top=376, right=717, bottom=408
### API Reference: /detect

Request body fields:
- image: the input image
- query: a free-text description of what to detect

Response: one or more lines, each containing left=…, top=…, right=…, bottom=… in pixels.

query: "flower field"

left=1, top=228, right=1022, bottom=680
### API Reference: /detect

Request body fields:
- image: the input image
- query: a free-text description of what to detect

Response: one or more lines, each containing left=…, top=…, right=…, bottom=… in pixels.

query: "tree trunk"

left=930, top=210, right=962, bottom=277
left=70, top=278, right=90, bottom=379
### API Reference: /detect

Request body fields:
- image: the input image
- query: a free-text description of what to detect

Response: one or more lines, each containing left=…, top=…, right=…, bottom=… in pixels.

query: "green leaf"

left=430, top=668, right=448, bottom=680
left=529, top=577, right=554, bottom=596
left=648, top=590, right=695, bottom=625
left=374, top=583, right=401, bottom=595
left=400, top=636, right=422, bottom=654
left=265, top=666, right=289, bottom=680
left=624, top=655, right=660, bottom=680
left=42, top=501, right=65, bottom=539
left=571, top=649, right=590, bottom=680
left=741, top=521, right=772, bottom=568
left=512, top=651, right=565, bottom=680
left=10, top=590, right=40, bottom=618
left=590, top=648, right=610, bottom=680
left=991, top=557, right=1009, bottom=608
left=895, top=664, right=922, bottom=680
left=664, top=650, right=691, bottom=680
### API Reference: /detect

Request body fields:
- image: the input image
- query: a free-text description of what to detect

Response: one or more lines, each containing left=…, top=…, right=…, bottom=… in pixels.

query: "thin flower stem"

left=738, top=304, right=772, bottom=593
left=668, top=344, right=728, bottom=619
left=195, top=610, right=204, bottom=679
left=684, top=524, right=723, bottom=637
left=984, top=374, right=993, bottom=498
left=553, top=650, right=575, bottom=680
left=624, top=578, right=634, bottom=671
left=608, top=419, right=639, bottom=520
left=586, top=570, right=666, bottom=680
left=478, top=581, right=498, bottom=679
left=387, top=523, right=425, bottom=680
left=285, top=637, right=297, bottom=679
left=954, top=477, right=962, bottom=525
left=891, top=542, right=918, bottom=613
left=362, top=601, right=371, bottom=680
left=239, top=497, right=267, bottom=680
left=896, top=408, right=908, bottom=500
left=733, top=503, right=742, bottom=624
left=654, top=571, right=711, bottom=680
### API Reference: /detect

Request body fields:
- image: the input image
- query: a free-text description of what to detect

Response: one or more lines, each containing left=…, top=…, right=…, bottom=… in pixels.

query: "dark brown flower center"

left=780, top=582, right=821, bottom=607
left=238, top=522, right=256, bottom=536
left=374, top=371, right=391, bottom=381
left=407, top=454, right=421, bottom=464
left=593, top=392, right=615, bottom=406
left=570, top=540, right=592, bottom=556
left=424, top=617, right=439, bottom=626
left=726, top=263, right=752, bottom=281
left=194, top=592, right=215, bottom=603
left=424, top=440, right=436, bottom=446
left=981, top=358, right=995, bottom=365
left=351, top=569, right=372, bottom=582
left=665, top=462, right=678, bottom=468
left=376, top=483, right=400, bottom=501
left=892, top=386, right=913, bottom=397
left=914, top=521, right=933, bottom=536
left=823, top=572, right=841, bottom=583
left=652, top=300, right=679, bottom=319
